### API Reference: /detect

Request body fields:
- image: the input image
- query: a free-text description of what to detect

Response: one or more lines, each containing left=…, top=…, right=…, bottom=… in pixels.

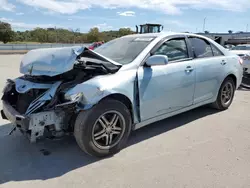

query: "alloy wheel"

left=92, top=110, right=126, bottom=150
left=221, top=82, right=234, bottom=105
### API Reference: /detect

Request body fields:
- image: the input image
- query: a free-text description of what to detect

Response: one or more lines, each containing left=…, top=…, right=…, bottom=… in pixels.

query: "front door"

left=137, top=37, right=196, bottom=121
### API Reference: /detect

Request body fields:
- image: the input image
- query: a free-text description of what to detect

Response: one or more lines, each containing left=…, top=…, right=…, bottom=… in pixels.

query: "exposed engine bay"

left=1, top=48, right=121, bottom=142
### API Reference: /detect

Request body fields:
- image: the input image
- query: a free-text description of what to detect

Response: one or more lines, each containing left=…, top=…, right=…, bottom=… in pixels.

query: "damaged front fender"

left=64, top=69, right=140, bottom=123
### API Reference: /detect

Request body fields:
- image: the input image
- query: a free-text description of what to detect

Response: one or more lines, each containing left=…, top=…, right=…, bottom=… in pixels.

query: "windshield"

left=94, top=36, right=156, bottom=65
left=231, top=45, right=250, bottom=50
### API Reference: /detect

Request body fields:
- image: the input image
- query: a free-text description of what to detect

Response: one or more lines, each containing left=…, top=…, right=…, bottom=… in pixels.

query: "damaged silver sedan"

left=1, top=33, right=243, bottom=157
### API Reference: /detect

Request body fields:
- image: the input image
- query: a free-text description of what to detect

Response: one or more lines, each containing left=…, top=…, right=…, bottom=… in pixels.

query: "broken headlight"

left=64, top=92, right=84, bottom=102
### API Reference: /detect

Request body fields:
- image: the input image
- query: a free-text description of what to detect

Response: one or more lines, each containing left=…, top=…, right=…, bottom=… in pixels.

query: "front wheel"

left=74, top=99, right=132, bottom=158
left=211, top=77, right=235, bottom=110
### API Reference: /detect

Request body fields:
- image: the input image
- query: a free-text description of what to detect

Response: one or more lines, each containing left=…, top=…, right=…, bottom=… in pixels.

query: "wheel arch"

left=98, top=93, right=135, bottom=124
left=214, top=73, right=237, bottom=101
left=225, top=73, right=237, bottom=87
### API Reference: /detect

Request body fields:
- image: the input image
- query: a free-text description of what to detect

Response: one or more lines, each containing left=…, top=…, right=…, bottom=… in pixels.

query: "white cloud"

left=11, top=22, right=58, bottom=29
left=0, top=0, right=15, bottom=11
left=0, top=17, right=13, bottom=22
left=93, top=23, right=113, bottom=31
left=67, top=15, right=118, bottom=21
left=117, top=11, right=135, bottom=16
left=17, top=0, right=90, bottom=14
left=16, top=12, right=24, bottom=15
left=1, top=17, right=64, bottom=30
left=43, top=10, right=58, bottom=15
left=16, top=0, right=250, bottom=15
left=121, top=26, right=134, bottom=30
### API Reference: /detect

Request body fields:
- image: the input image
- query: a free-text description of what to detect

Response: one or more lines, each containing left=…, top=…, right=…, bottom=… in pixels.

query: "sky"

left=1, top=0, right=250, bottom=33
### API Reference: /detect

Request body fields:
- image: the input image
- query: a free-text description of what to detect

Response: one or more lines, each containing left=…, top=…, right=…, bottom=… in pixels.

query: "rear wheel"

left=74, top=99, right=132, bottom=157
left=211, top=77, right=235, bottom=110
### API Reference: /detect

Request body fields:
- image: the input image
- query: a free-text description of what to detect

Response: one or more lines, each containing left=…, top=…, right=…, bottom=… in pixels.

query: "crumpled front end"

left=1, top=78, right=79, bottom=142
left=1, top=46, right=124, bottom=142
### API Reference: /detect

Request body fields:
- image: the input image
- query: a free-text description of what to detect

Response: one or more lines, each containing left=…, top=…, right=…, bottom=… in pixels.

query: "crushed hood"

left=20, top=46, right=121, bottom=76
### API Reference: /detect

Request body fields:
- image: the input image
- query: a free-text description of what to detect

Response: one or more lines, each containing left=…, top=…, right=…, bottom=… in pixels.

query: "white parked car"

left=230, top=44, right=250, bottom=74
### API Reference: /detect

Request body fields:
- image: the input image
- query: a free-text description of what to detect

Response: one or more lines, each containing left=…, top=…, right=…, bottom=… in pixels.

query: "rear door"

left=187, top=36, right=226, bottom=104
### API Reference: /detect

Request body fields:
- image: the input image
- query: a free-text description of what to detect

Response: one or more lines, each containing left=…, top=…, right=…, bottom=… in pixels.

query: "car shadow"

left=0, top=106, right=219, bottom=184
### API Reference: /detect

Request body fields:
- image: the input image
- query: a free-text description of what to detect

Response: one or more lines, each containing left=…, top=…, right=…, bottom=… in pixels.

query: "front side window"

left=189, top=37, right=213, bottom=58
left=153, top=38, right=189, bottom=62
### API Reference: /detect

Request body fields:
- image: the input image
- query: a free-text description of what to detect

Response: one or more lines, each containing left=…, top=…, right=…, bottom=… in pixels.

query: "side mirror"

left=145, top=55, right=168, bottom=66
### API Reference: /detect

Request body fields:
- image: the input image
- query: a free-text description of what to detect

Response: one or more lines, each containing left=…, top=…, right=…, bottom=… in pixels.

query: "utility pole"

left=203, top=17, right=206, bottom=33
left=246, top=24, right=249, bottom=32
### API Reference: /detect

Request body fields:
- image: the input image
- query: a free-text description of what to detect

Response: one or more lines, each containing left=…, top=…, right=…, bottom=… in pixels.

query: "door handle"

left=221, top=60, right=227, bottom=65
left=185, top=66, right=194, bottom=72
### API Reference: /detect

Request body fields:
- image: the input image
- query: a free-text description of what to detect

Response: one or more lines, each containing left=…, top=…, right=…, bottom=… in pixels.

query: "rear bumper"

left=241, top=71, right=250, bottom=87
left=243, top=60, right=250, bottom=73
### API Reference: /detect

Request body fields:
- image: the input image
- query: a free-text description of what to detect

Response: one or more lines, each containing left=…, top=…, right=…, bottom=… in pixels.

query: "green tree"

left=0, top=21, right=140, bottom=44
left=87, top=27, right=101, bottom=42
left=30, top=28, right=48, bottom=43
left=0, top=21, right=14, bottom=43
left=118, top=28, right=133, bottom=37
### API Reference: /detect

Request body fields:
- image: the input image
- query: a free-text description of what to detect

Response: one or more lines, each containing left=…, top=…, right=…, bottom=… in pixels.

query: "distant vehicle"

left=88, top=41, right=103, bottom=50
left=224, top=44, right=235, bottom=50
left=1, top=32, right=243, bottom=157
left=135, top=23, right=164, bottom=34
left=230, top=44, right=250, bottom=87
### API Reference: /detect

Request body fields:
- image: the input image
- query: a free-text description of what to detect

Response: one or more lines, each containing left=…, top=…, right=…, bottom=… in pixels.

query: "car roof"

left=122, top=32, right=209, bottom=40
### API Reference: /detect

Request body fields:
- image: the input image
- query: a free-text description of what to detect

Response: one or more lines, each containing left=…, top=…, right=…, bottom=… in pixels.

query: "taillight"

left=239, top=58, right=243, bottom=65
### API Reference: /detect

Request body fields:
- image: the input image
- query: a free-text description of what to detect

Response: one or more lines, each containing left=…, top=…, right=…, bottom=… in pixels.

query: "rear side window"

left=153, top=38, right=189, bottom=62
left=189, top=37, right=213, bottom=58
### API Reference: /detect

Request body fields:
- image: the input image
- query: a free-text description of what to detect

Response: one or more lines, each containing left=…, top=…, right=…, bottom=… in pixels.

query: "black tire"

left=240, top=73, right=250, bottom=89
left=74, top=98, right=132, bottom=158
left=211, top=77, right=235, bottom=110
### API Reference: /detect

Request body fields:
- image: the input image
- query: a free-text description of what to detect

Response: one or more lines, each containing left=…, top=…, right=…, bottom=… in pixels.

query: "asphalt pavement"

left=0, top=55, right=250, bottom=188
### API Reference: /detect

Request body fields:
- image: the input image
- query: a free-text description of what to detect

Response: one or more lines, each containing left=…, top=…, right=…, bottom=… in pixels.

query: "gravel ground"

left=0, top=55, right=250, bottom=188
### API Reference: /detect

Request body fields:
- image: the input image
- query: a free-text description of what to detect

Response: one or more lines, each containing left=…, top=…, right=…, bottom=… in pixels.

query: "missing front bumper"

left=1, top=100, right=66, bottom=143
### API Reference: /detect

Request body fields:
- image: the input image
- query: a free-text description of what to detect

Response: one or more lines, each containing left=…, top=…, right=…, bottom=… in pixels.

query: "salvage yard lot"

left=0, top=54, right=250, bottom=188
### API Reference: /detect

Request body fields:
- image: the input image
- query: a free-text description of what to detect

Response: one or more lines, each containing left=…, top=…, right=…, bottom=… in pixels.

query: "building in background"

left=197, top=32, right=250, bottom=46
